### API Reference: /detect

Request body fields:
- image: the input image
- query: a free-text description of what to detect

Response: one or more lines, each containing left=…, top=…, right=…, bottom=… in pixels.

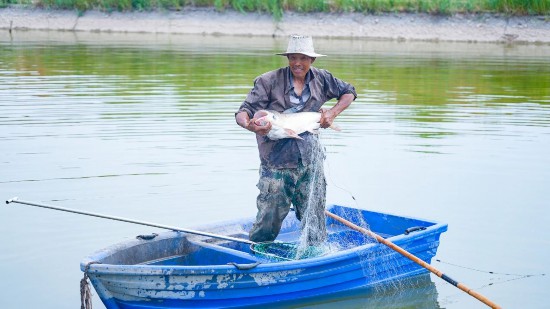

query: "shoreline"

left=1, top=7, right=550, bottom=44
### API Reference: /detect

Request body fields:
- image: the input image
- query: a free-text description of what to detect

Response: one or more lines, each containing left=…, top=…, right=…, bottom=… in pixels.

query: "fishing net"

left=250, top=242, right=329, bottom=261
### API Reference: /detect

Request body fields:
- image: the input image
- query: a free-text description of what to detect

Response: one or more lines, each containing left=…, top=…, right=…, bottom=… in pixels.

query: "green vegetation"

left=1, top=0, right=548, bottom=17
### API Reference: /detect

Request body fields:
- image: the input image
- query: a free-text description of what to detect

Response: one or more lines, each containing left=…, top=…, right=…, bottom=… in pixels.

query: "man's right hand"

left=236, top=111, right=271, bottom=136
left=247, top=117, right=272, bottom=136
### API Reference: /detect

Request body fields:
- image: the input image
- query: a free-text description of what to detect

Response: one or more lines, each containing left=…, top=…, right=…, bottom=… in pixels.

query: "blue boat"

left=80, top=204, right=448, bottom=308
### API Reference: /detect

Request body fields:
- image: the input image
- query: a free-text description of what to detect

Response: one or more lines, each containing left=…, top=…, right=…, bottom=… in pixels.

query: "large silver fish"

left=253, top=110, right=340, bottom=140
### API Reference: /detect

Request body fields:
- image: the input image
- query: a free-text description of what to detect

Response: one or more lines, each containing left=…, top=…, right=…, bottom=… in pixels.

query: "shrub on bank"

left=1, top=0, right=548, bottom=17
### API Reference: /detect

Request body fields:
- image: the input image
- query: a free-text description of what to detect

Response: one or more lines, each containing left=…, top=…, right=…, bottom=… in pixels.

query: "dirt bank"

left=1, top=6, right=549, bottom=44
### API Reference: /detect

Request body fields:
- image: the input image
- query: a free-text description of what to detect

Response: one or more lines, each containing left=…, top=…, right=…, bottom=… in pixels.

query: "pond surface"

left=1, top=31, right=549, bottom=308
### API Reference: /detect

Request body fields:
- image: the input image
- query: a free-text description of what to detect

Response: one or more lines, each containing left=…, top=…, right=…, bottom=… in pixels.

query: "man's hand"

left=319, top=108, right=336, bottom=129
left=247, top=117, right=272, bottom=136
left=319, top=93, right=355, bottom=128
left=236, top=111, right=271, bottom=136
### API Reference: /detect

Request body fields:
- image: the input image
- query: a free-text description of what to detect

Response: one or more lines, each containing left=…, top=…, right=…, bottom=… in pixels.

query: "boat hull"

left=81, top=205, right=447, bottom=308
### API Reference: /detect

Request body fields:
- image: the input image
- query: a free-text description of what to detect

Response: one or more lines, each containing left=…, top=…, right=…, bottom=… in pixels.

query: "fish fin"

left=285, top=129, right=303, bottom=140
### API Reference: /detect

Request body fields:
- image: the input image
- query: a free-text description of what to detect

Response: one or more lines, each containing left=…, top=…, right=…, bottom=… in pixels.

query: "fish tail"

left=329, top=123, right=342, bottom=132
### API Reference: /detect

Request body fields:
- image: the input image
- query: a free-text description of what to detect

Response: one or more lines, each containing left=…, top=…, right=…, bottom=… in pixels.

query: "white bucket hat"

left=276, top=35, right=326, bottom=58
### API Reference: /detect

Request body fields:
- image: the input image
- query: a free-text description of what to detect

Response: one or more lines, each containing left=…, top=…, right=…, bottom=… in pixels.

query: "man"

left=235, top=35, right=356, bottom=245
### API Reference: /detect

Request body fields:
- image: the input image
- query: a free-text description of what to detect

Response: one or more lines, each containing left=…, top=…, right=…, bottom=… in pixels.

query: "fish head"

left=254, top=116, right=269, bottom=126
left=253, top=110, right=275, bottom=126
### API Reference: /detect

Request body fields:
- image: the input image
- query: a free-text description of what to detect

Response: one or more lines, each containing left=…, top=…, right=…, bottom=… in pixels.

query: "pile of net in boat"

left=250, top=242, right=330, bottom=261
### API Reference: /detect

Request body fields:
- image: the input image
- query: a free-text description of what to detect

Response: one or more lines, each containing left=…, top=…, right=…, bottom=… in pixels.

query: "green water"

left=1, top=32, right=549, bottom=308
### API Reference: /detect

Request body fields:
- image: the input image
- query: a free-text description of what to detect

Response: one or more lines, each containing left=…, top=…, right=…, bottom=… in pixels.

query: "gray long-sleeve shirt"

left=237, top=66, right=357, bottom=169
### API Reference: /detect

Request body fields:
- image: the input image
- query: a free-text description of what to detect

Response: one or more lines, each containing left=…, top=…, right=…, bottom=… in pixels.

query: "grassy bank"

left=1, top=0, right=548, bottom=19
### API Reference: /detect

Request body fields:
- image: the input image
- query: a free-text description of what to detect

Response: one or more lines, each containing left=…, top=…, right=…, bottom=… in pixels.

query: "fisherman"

left=235, top=35, right=357, bottom=245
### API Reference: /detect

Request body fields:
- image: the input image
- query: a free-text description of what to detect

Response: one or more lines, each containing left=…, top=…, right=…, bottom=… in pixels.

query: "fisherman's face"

left=287, top=54, right=315, bottom=80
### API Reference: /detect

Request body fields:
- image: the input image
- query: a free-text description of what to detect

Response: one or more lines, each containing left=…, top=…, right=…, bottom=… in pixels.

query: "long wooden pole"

left=325, top=210, right=501, bottom=309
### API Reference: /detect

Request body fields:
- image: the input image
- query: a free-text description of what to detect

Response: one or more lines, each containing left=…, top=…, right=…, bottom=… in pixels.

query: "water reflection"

left=287, top=274, right=440, bottom=309
left=2, top=34, right=549, bottom=153
left=0, top=32, right=549, bottom=309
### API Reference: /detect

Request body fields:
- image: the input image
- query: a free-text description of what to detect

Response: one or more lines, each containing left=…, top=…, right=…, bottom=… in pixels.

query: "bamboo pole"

left=325, top=210, right=501, bottom=309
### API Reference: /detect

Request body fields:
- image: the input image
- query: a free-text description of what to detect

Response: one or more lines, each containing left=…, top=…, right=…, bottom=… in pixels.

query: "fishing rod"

left=5, top=197, right=254, bottom=245
left=325, top=210, right=502, bottom=309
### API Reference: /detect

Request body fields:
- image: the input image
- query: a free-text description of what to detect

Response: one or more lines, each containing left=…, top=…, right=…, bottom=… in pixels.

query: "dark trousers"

left=249, top=160, right=327, bottom=245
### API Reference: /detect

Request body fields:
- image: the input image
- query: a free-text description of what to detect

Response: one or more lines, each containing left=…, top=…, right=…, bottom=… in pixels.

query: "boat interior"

left=127, top=205, right=438, bottom=267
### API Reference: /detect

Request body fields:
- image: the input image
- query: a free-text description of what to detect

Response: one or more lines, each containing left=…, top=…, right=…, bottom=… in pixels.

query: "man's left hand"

left=319, top=108, right=336, bottom=129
